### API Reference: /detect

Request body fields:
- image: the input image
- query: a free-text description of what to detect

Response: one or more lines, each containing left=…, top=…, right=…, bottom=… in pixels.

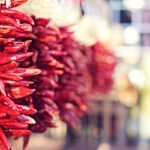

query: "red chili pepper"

left=0, top=73, right=23, bottom=81
left=0, top=14, right=19, bottom=27
left=0, top=95, right=15, bottom=106
left=8, top=86, right=35, bottom=99
left=0, top=102, right=19, bottom=116
left=4, top=41, right=31, bottom=53
left=0, top=7, right=39, bottom=150
left=33, top=17, right=50, bottom=27
left=0, top=9, right=34, bottom=25
left=0, top=38, right=14, bottom=45
left=0, top=122, right=28, bottom=129
left=4, top=80, right=33, bottom=87
left=17, top=115, right=36, bottom=124
left=10, top=0, right=28, bottom=8
left=0, top=113, right=7, bottom=118
left=17, top=105, right=37, bottom=115
left=0, top=52, right=33, bottom=65
left=5, top=68, right=41, bottom=77
left=19, top=23, right=32, bottom=32
left=0, top=61, right=17, bottom=72
left=0, top=79, right=6, bottom=96
left=0, top=128, right=11, bottom=150
left=9, top=129, right=32, bottom=136
left=2, top=30, right=35, bottom=38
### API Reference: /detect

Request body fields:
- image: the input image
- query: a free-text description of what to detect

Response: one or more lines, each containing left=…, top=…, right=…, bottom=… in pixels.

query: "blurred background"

left=13, top=0, right=150, bottom=149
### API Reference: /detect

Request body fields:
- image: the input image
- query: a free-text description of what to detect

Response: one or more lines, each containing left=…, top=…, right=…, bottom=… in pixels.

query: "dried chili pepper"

left=88, top=43, right=117, bottom=94
left=22, top=16, right=89, bottom=132
left=0, top=2, right=41, bottom=149
left=0, top=9, right=34, bottom=25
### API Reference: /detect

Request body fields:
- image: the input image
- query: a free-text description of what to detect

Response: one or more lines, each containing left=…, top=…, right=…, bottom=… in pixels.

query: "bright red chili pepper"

left=0, top=2, right=41, bottom=149
left=0, top=9, right=34, bottom=25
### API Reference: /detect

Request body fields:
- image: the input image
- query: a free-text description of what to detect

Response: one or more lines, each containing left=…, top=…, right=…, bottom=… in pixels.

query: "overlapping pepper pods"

left=21, top=16, right=89, bottom=132
left=0, top=3, right=41, bottom=149
left=54, top=28, right=90, bottom=128
left=25, top=16, right=66, bottom=133
left=0, top=1, right=117, bottom=149
left=25, top=16, right=117, bottom=132
left=87, top=43, right=117, bottom=94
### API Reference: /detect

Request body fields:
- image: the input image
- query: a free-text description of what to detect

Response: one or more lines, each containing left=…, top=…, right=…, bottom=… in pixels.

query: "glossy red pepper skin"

left=0, top=128, right=11, bottom=150
left=10, top=0, right=28, bottom=8
left=0, top=122, right=28, bottom=129
left=4, top=40, right=32, bottom=53
left=0, top=14, right=19, bottom=27
left=0, top=9, right=34, bottom=25
left=4, top=80, right=33, bottom=87
left=0, top=61, right=17, bottom=72
left=0, top=52, right=33, bottom=65
left=9, top=129, right=32, bottom=136
left=0, top=79, right=6, bottom=96
left=0, top=38, right=14, bottom=45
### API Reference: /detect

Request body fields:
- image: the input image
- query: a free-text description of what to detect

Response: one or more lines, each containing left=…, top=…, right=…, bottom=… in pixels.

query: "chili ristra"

left=0, top=1, right=40, bottom=149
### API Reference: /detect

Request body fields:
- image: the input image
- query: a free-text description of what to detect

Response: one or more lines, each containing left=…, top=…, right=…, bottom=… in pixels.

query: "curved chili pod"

left=0, top=61, right=18, bottom=72
left=0, top=14, right=18, bottom=27
left=0, top=79, right=6, bottom=96
left=6, top=68, right=41, bottom=77
left=0, top=9, right=34, bottom=25
left=4, top=41, right=26, bottom=53
left=17, top=105, right=37, bottom=115
left=0, top=102, right=19, bottom=116
left=0, top=122, right=28, bottom=129
left=0, top=128, right=11, bottom=150
left=9, top=129, right=32, bottom=137
left=4, top=80, right=33, bottom=87
left=10, top=0, right=28, bottom=8
left=0, top=73, right=23, bottom=81
left=0, top=38, right=14, bottom=45
left=0, top=52, right=33, bottom=65
left=8, top=86, right=35, bottom=99
left=17, top=115, right=36, bottom=124
left=19, top=23, right=32, bottom=32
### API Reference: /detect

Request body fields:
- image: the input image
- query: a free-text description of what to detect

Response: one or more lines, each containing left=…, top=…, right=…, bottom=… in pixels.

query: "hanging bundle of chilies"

left=0, top=0, right=117, bottom=149
left=0, top=0, right=41, bottom=150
